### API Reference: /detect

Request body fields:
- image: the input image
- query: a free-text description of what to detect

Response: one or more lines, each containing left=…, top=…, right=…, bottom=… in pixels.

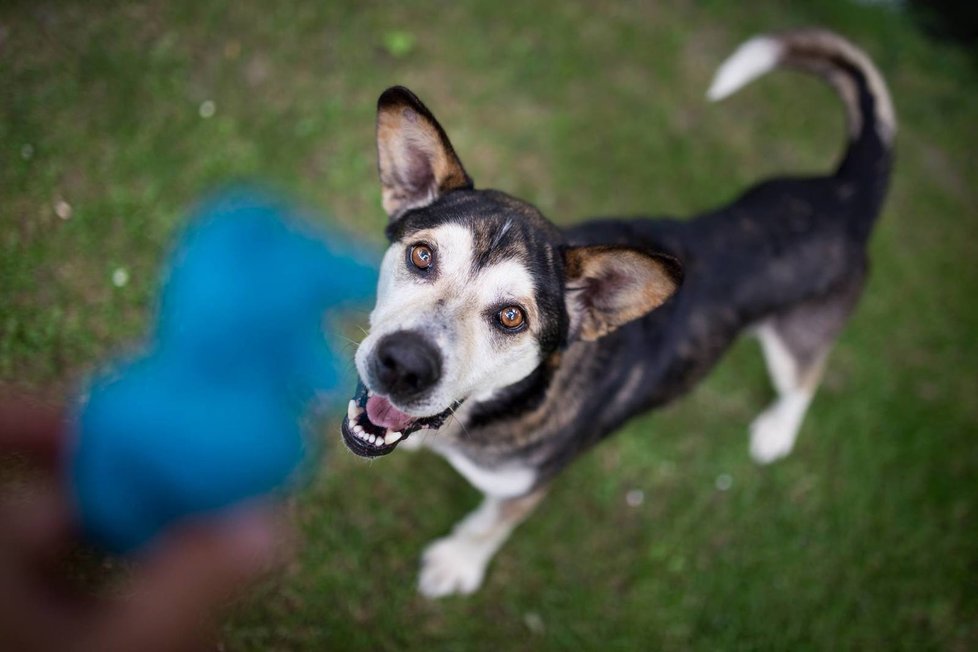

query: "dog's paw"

left=417, top=536, right=487, bottom=598
left=749, top=402, right=800, bottom=464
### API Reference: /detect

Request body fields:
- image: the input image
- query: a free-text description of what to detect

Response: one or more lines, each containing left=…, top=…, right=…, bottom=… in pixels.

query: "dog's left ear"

left=376, top=86, right=473, bottom=220
left=564, top=246, right=682, bottom=342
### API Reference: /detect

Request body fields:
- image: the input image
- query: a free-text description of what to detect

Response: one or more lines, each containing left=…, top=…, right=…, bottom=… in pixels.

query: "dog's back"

left=559, top=29, right=896, bottom=465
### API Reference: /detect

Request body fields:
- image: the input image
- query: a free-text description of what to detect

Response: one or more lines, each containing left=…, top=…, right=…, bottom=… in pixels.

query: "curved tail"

left=706, top=29, right=895, bottom=184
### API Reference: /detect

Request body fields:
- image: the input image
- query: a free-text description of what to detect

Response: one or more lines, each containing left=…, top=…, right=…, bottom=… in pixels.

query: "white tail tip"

left=706, top=36, right=783, bottom=102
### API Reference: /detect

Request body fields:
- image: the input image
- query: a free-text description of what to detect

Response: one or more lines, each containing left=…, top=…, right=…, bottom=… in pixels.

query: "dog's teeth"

left=385, top=431, right=402, bottom=445
left=347, top=400, right=360, bottom=421
left=368, top=434, right=377, bottom=445
left=353, top=424, right=364, bottom=434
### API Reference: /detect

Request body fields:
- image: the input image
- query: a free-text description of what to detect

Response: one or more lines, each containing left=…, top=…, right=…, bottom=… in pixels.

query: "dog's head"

left=342, top=87, right=681, bottom=456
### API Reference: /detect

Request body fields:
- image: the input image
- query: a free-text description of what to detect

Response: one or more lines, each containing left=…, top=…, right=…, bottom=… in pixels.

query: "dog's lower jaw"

left=340, top=416, right=400, bottom=457
left=340, top=379, right=462, bottom=458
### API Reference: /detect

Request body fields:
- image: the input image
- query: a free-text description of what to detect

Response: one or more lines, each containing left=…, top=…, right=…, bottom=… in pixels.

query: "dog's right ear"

left=564, top=245, right=683, bottom=342
left=376, top=86, right=473, bottom=221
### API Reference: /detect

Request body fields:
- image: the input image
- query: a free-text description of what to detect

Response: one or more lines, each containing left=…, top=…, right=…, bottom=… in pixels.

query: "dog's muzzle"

left=341, top=381, right=460, bottom=457
left=342, top=329, right=459, bottom=457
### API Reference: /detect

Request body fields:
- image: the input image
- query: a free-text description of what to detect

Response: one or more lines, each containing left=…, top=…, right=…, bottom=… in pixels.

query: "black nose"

left=371, top=331, right=442, bottom=402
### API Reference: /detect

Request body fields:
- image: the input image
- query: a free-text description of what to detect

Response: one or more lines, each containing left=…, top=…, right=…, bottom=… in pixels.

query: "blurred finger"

left=82, top=504, right=287, bottom=652
left=0, top=559, right=75, bottom=652
left=0, top=394, right=67, bottom=469
left=0, top=485, right=76, bottom=651
left=0, top=481, right=74, bottom=562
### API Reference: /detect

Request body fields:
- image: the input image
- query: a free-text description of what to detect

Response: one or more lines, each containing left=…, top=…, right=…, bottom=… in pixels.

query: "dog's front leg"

left=418, top=486, right=548, bottom=598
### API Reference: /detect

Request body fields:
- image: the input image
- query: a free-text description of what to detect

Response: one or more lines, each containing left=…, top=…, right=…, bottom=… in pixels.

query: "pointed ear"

left=376, top=86, right=473, bottom=220
left=564, top=246, right=683, bottom=342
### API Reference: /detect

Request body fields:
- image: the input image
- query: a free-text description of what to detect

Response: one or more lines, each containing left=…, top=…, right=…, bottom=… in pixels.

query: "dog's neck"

left=465, top=351, right=562, bottom=431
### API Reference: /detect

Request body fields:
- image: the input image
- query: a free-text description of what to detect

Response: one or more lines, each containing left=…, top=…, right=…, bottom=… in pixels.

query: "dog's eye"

left=498, top=306, right=525, bottom=330
left=410, top=244, right=433, bottom=270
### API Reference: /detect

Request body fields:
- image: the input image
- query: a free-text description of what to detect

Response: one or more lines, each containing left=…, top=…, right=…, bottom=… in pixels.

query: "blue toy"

left=69, top=189, right=377, bottom=553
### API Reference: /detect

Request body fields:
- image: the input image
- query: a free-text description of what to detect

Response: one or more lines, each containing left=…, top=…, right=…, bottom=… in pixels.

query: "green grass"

left=2, top=1, right=977, bottom=649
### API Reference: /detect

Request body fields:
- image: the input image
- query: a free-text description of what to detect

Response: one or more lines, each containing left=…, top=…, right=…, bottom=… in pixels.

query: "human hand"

left=0, top=395, right=287, bottom=652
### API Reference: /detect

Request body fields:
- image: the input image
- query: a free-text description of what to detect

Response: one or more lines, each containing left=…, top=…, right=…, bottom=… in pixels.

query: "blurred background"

left=2, top=0, right=976, bottom=649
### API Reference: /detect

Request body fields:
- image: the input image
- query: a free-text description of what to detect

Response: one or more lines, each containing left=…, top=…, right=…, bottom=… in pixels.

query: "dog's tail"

left=707, top=29, right=894, bottom=208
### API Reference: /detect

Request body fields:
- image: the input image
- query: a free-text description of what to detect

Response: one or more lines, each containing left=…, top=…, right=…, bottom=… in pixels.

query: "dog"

left=339, top=28, right=894, bottom=598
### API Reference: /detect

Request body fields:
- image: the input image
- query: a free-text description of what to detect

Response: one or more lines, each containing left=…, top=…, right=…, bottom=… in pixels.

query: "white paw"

left=749, top=403, right=799, bottom=464
left=417, top=535, right=488, bottom=598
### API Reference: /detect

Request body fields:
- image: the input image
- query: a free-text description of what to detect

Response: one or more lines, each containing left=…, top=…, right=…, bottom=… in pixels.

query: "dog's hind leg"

left=418, top=486, right=548, bottom=598
left=749, top=273, right=865, bottom=463
left=749, top=322, right=827, bottom=464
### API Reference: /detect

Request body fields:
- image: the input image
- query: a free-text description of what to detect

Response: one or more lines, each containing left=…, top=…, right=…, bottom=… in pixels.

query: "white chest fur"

left=432, top=444, right=538, bottom=498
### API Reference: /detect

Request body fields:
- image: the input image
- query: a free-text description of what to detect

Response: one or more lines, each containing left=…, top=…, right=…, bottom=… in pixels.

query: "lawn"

left=2, top=0, right=977, bottom=649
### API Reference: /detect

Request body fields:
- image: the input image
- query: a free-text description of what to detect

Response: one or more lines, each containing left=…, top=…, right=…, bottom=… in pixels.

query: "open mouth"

left=341, top=380, right=460, bottom=457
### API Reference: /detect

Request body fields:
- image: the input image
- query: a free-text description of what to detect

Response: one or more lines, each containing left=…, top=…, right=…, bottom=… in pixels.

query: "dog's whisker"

left=448, top=405, right=470, bottom=439
left=335, top=334, right=361, bottom=347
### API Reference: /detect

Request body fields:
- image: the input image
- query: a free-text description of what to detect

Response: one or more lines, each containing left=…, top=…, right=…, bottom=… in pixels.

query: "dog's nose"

left=372, top=331, right=442, bottom=402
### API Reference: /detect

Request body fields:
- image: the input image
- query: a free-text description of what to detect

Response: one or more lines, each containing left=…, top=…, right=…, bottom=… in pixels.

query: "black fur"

left=346, top=29, right=893, bottom=489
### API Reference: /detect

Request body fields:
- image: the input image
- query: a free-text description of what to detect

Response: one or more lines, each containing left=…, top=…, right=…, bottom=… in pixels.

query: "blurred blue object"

left=70, top=189, right=377, bottom=553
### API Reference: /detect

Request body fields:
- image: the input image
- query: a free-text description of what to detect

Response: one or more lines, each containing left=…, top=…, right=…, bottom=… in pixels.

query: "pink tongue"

left=365, top=395, right=415, bottom=432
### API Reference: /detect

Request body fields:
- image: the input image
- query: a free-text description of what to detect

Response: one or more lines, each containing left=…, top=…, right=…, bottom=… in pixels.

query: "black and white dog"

left=340, top=29, right=894, bottom=597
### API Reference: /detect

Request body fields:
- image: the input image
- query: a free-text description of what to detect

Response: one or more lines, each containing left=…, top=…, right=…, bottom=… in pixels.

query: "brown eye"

left=410, top=244, right=433, bottom=270
left=498, top=306, right=525, bottom=330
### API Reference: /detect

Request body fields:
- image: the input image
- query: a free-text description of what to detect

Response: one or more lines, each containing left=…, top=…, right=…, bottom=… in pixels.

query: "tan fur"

left=565, top=246, right=679, bottom=342
left=377, top=99, right=471, bottom=218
